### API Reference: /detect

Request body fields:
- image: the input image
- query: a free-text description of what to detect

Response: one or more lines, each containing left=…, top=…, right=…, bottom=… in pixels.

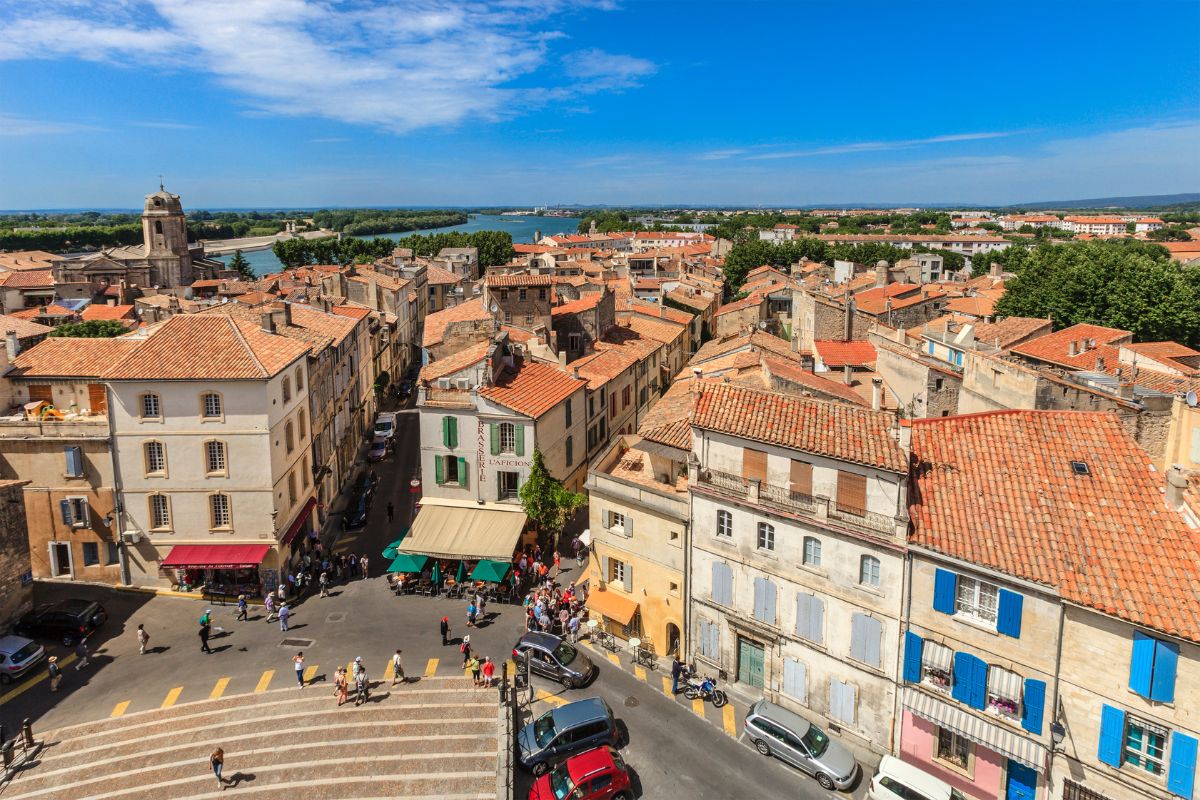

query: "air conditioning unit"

left=437, top=378, right=451, bottom=389
left=121, top=532, right=142, bottom=544
left=456, top=378, right=470, bottom=390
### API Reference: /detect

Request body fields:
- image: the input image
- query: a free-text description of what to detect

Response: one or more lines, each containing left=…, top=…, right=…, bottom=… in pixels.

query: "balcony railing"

left=827, top=503, right=897, bottom=535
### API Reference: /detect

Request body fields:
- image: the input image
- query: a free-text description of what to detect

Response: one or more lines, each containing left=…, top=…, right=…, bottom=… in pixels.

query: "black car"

left=14, top=599, right=107, bottom=646
left=513, top=632, right=597, bottom=689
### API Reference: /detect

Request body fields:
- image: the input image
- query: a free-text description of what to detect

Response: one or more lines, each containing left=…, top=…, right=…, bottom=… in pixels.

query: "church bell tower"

left=141, top=183, right=193, bottom=286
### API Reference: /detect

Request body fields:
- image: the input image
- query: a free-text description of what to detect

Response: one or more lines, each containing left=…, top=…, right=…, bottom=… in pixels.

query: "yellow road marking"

left=424, top=658, right=438, bottom=677
left=634, top=665, right=646, bottom=682
left=692, top=697, right=705, bottom=717
left=661, top=676, right=673, bottom=697
left=110, top=701, right=130, bottom=718
left=0, top=653, right=76, bottom=705
left=161, top=686, right=183, bottom=709
left=535, top=690, right=568, bottom=707
left=303, top=666, right=318, bottom=684
left=606, top=653, right=621, bottom=666
left=383, top=660, right=394, bottom=680
left=722, top=704, right=737, bottom=737
left=255, top=670, right=274, bottom=693
left=210, top=677, right=230, bottom=700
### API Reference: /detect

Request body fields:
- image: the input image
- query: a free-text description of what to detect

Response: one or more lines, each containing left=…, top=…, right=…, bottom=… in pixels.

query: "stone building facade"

left=0, top=479, right=34, bottom=631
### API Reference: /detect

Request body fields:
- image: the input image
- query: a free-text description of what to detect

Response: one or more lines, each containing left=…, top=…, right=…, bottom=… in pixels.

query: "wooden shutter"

left=836, top=471, right=867, bottom=513
left=456, top=457, right=468, bottom=487
left=515, top=425, right=525, bottom=457
left=782, top=658, right=806, bottom=702
left=28, top=384, right=52, bottom=404
left=87, top=384, right=107, bottom=413
left=489, top=424, right=500, bottom=455
left=623, top=564, right=633, bottom=593
left=789, top=459, right=812, bottom=496
left=903, top=632, right=923, bottom=683
left=1097, top=705, right=1125, bottom=767
left=434, top=455, right=444, bottom=484
left=742, top=448, right=767, bottom=483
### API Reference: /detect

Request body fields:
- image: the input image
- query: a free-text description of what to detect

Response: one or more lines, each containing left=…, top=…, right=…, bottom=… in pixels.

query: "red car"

left=529, top=746, right=632, bottom=800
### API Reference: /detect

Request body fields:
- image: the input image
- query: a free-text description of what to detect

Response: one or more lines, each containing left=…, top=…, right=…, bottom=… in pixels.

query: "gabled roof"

left=624, top=315, right=685, bottom=345
left=0, top=313, right=53, bottom=340
left=0, top=251, right=57, bottom=271
left=760, top=355, right=868, bottom=406
left=968, top=316, right=1053, bottom=350
left=10, top=337, right=140, bottom=379
left=1123, top=342, right=1200, bottom=375
left=692, top=331, right=800, bottom=365
left=486, top=273, right=554, bottom=287
left=423, top=297, right=492, bottom=347
left=425, top=265, right=462, bottom=286
left=639, top=378, right=698, bottom=450
left=1009, top=323, right=1133, bottom=369
left=419, top=341, right=491, bottom=382
left=572, top=347, right=639, bottom=390
left=715, top=293, right=765, bottom=316
left=551, top=293, right=603, bottom=317
left=692, top=382, right=907, bottom=473
left=910, top=410, right=1200, bottom=642
left=479, top=360, right=583, bottom=418
left=814, top=339, right=877, bottom=368
left=81, top=304, right=136, bottom=322
left=944, top=294, right=1000, bottom=318
left=0, top=269, right=54, bottom=289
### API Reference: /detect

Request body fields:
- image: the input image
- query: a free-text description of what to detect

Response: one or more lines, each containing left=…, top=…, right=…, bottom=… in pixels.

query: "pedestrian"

left=352, top=655, right=365, bottom=682
left=210, top=747, right=227, bottom=789
left=558, top=607, right=570, bottom=637
left=293, top=652, right=305, bottom=688
left=460, top=635, right=471, bottom=667
left=48, top=656, right=62, bottom=692
left=386, top=501, right=394, bottom=523
left=567, top=614, right=580, bottom=643
left=349, top=554, right=358, bottom=578
left=200, top=608, right=212, bottom=627
left=476, top=592, right=486, bottom=618
left=277, top=583, right=286, bottom=604
left=73, top=637, right=90, bottom=670
left=137, top=624, right=150, bottom=655
left=391, top=649, right=405, bottom=686
left=572, top=536, right=583, bottom=567
left=466, top=602, right=477, bottom=628
left=671, top=655, right=684, bottom=695
left=554, top=552, right=561, bottom=578
left=278, top=603, right=291, bottom=632
left=199, top=622, right=213, bottom=654
left=360, top=555, right=369, bottom=579
left=467, top=654, right=481, bottom=686
left=440, top=616, right=450, bottom=646
left=319, top=571, right=329, bottom=597
left=335, top=667, right=348, bottom=706
left=264, top=593, right=276, bottom=623
left=287, top=572, right=296, bottom=594
left=236, top=594, right=248, bottom=621
left=481, top=656, right=495, bottom=688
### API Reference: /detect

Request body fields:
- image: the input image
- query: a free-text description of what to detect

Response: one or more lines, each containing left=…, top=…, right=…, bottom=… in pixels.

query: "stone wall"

left=430, top=318, right=497, bottom=361
left=0, top=480, right=33, bottom=630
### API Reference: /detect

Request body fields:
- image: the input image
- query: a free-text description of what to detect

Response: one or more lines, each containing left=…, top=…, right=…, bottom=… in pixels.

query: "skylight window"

left=1070, top=460, right=1091, bottom=476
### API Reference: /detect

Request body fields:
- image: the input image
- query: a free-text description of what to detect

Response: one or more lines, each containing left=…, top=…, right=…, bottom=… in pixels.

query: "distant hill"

left=1009, top=193, right=1200, bottom=211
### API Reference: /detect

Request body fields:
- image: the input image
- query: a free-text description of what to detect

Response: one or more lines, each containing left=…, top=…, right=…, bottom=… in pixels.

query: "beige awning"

left=398, top=501, right=526, bottom=561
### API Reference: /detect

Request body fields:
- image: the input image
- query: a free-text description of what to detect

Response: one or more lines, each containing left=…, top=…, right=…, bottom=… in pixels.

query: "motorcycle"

left=683, top=664, right=728, bottom=707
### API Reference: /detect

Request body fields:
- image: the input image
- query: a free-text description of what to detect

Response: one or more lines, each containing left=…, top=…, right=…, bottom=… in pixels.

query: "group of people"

left=523, top=579, right=589, bottom=641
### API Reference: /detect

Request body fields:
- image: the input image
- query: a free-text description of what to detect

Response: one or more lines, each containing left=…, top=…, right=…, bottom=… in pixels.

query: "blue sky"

left=1, top=0, right=1198, bottom=209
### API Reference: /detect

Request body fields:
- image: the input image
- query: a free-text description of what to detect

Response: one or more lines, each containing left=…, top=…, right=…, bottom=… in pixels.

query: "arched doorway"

left=665, top=623, right=681, bottom=657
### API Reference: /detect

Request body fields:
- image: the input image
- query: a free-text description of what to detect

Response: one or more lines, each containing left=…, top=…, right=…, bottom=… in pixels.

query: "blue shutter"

left=903, top=632, right=923, bottom=683
left=64, top=446, right=82, bottom=477
left=1130, top=632, right=1156, bottom=699
left=970, top=655, right=988, bottom=709
left=933, top=568, right=957, bottom=614
left=59, top=499, right=73, bottom=525
left=997, top=589, right=1023, bottom=638
left=1021, top=678, right=1045, bottom=735
left=952, top=651, right=973, bottom=705
left=1151, top=639, right=1179, bottom=704
left=1098, top=704, right=1126, bottom=767
left=1168, top=732, right=1197, bottom=800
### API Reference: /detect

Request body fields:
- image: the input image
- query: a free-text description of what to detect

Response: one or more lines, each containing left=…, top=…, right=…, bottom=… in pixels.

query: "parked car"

left=366, top=436, right=390, bottom=463
left=343, top=492, right=370, bottom=530
left=0, top=635, right=45, bottom=684
left=513, top=632, right=596, bottom=689
left=869, top=755, right=965, bottom=800
left=518, top=697, right=619, bottom=776
left=373, top=412, right=397, bottom=441
left=14, top=599, right=108, bottom=647
left=529, top=745, right=632, bottom=800
left=744, top=699, right=859, bottom=791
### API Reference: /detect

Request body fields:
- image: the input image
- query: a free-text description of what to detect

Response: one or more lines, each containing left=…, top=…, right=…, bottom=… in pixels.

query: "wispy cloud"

left=745, top=131, right=1017, bottom=160
left=0, top=113, right=103, bottom=136
left=0, top=1, right=653, bottom=133
left=131, top=121, right=197, bottom=130
left=695, top=148, right=747, bottom=161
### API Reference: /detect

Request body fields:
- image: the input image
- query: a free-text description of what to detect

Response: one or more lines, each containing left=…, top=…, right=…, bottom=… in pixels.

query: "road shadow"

left=627, top=765, right=645, bottom=798
left=144, top=645, right=171, bottom=654
left=209, top=644, right=233, bottom=654
left=615, top=719, right=631, bottom=749
left=226, top=772, right=256, bottom=788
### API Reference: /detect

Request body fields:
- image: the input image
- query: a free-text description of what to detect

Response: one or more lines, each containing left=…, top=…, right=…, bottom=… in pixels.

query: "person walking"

left=277, top=583, right=286, bottom=604
left=293, top=652, right=305, bottom=688
left=334, top=667, right=348, bottom=706
left=460, top=635, right=471, bottom=667
left=554, top=552, right=561, bottom=578
left=319, top=571, right=329, bottom=598
left=210, top=747, right=227, bottom=790
left=440, top=616, right=450, bottom=646
left=236, top=594, right=248, bottom=622
left=137, top=624, right=150, bottom=655
left=200, top=609, right=212, bottom=628
left=476, top=592, right=486, bottom=619
left=567, top=614, right=580, bottom=644
left=573, top=536, right=584, bottom=568
left=467, top=654, right=481, bottom=687
left=199, top=622, right=213, bottom=654
left=386, top=502, right=394, bottom=523
left=48, top=656, right=62, bottom=692
left=466, top=601, right=477, bottom=628
left=481, top=656, right=495, bottom=688
left=74, top=637, right=90, bottom=671
left=264, top=593, right=276, bottom=623
left=671, top=655, right=684, bottom=695
left=278, top=603, right=291, bottom=632
left=391, top=649, right=405, bottom=686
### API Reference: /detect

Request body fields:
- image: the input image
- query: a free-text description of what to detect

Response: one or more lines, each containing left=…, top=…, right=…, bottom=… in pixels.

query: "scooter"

left=683, top=664, right=728, bottom=707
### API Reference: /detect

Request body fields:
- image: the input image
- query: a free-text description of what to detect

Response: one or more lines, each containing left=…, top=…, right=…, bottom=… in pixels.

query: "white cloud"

left=745, top=131, right=1017, bottom=160
left=0, top=113, right=103, bottom=136
left=0, top=0, right=652, bottom=132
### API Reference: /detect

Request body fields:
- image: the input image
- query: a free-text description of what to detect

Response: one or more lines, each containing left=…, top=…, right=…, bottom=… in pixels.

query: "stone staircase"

left=5, top=677, right=502, bottom=799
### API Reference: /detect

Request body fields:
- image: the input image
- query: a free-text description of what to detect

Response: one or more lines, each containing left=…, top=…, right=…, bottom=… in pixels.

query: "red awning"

left=160, top=544, right=271, bottom=570
left=280, top=498, right=317, bottom=546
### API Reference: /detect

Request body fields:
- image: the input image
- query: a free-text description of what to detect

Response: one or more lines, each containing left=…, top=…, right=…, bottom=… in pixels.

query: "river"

left=213, top=213, right=581, bottom=276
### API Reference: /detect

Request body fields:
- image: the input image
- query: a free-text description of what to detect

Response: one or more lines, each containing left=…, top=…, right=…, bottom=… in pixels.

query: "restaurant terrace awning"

left=398, top=501, right=526, bottom=561
left=387, top=553, right=428, bottom=574
left=585, top=588, right=639, bottom=626
left=280, top=498, right=317, bottom=546
left=902, top=688, right=1046, bottom=772
left=471, top=559, right=511, bottom=583
left=160, top=544, right=271, bottom=570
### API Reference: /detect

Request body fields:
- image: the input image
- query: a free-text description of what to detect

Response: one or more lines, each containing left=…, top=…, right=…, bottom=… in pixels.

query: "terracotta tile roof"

left=347, top=267, right=406, bottom=292
left=513, top=244, right=555, bottom=254
left=486, top=273, right=554, bottom=288
left=692, top=331, right=800, bottom=365
left=715, top=293, right=765, bottom=316
left=551, top=293, right=603, bottom=317
left=815, top=339, right=877, bottom=368
left=0, top=313, right=53, bottom=340
left=944, top=294, right=999, bottom=318
left=105, top=315, right=309, bottom=380
left=0, top=269, right=53, bottom=289
left=232, top=291, right=276, bottom=306
left=419, top=341, right=490, bottom=382
left=625, top=315, right=685, bottom=345
left=639, top=378, right=698, bottom=450
left=329, top=304, right=370, bottom=322
left=6, top=308, right=44, bottom=321
left=479, top=359, right=583, bottom=418
left=287, top=303, right=359, bottom=347
left=81, top=304, right=136, bottom=321
left=425, top=265, right=462, bottom=286
left=910, top=410, right=1200, bottom=642
left=501, top=325, right=535, bottom=344
left=627, top=299, right=692, bottom=325
left=747, top=264, right=788, bottom=280
left=0, top=251, right=56, bottom=271
left=11, top=337, right=140, bottom=378
left=1009, top=323, right=1133, bottom=369
left=761, top=355, right=868, bottom=406
left=190, top=279, right=223, bottom=289
left=36, top=303, right=77, bottom=318
left=693, top=382, right=907, bottom=472
left=1099, top=363, right=1200, bottom=397
left=572, top=347, right=638, bottom=389
left=905, top=313, right=976, bottom=341
left=595, top=326, right=662, bottom=360
left=854, top=284, right=948, bottom=315
left=665, top=288, right=713, bottom=312
left=968, top=317, right=1053, bottom=350
left=1123, top=342, right=1200, bottom=374
left=423, top=297, right=492, bottom=347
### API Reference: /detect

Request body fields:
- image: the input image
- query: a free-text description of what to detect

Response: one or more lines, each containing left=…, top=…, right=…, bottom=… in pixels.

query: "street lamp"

left=1050, top=721, right=1066, bottom=749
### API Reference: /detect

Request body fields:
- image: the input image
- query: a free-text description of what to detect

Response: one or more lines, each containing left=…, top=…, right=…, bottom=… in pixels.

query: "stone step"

left=119, top=773, right=496, bottom=800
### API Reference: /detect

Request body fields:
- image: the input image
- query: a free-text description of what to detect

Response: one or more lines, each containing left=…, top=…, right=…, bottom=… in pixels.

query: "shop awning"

left=387, top=553, right=428, bottom=574
left=161, top=544, right=271, bottom=570
left=585, top=588, right=639, bottom=626
left=902, top=688, right=1046, bottom=772
left=471, top=559, right=511, bottom=583
left=398, top=501, right=526, bottom=561
left=382, top=528, right=410, bottom=560
left=280, top=498, right=317, bottom=546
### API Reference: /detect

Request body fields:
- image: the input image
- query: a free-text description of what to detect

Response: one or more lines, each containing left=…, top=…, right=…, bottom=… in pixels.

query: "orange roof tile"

left=944, top=294, right=999, bottom=317
left=105, top=315, right=309, bottom=380
left=967, top=317, right=1052, bottom=350
left=419, top=341, right=490, bottom=382
left=423, top=297, right=492, bottom=347
left=572, top=347, right=639, bottom=389
left=479, top=360, right=583, bottom=418
left=81, top=304, right=136, bottom=321
left=11, top=337, right=140, bottom=378
left=329, top=304, right=370, bottom=322
left=1009, top=323, right=1132, bottom=369
left=0, top=313, right=53, bottom=340
left=0, top=269, right=54, bottom=289
left=425, top=265, right=462, bottom=286
left=715, top=293, right=764, bottom=316
left=760, top=355, right=867, bottom=406
left=0, top=251, right=57, bottom=271
left=639, top=378, right=698, bottom=450
left=814, top=340, right=877, bottom=368
left=486, top=273, right=554, bottom=287
left=551, top=293, right=603, bottom=317
left=692, top=331, right=801, bottom=365
left=625, top=315, right=685, bottom=345
left=910, top=410, right=1200, bottom=642
left=626, top=299, right=693, bottom=325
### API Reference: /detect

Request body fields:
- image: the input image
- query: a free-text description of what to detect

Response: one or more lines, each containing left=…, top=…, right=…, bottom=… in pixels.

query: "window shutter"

left=1168, top=732, right=1198, bottom=800
left=64, top=446, right=82, bottom=477
left=742, top=448, right=767, bottom=483
left=863, top=617, right=882, bottom=668
left=1097, top=704, right=1125, bottom=767
left=1021, top=678, right=1045, bottom=735
left=88, top=383, right=107, bottom=413
left=783, top=658, right=806, bottom=702
left=79, top=500, right=90, bottom=527
left=602, top=556, right=610, bottom=584
left=997, top=589, right=1023, bottom=638
left=515, top=425, right=525, bottom=457
left=489, top=424, right=500, bottom=455
left=623, top=564, right=633, bottom=593
left=434, top=455, right=444, bottom=485
left=836, top=470, right=867, bottom=513
left=441, top=416, right=450, bottom=447
left=59, top=499, right=73, bottom=526
left=789, top=460, right=812, bottom=496
left=1129, top=631, right=1156, bottom=699
left=764, top=579, right=776, bottom=625
left=933, top=568, right=957, bottom=614
left=448, top=417, right=458, bottom=448
left=970, top=655, right=988, bottom=709
left=622, top=515, right=632, bottom=537
left=828, top=680, right=842, bottom=722
left=753, top=577, right=765, bottom=621
left=810, top=595, right=824, bottom=644
left=850, top=614, right=866, bottom=662
left=1151, top=639, right=1179, bottom=704
left=903, top=632, right=923, bottom=683
left=708, top=622, right=719, bottom=659
left=796, top=594, right=811, bottom=640
left=457, top=457, right=468, bottom=487
left=953, top=652, right=987, bottom=708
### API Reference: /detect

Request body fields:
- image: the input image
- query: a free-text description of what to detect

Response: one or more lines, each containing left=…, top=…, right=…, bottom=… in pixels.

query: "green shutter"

left=490, top=424, right=500, bottom=455
left=448, top=416, right=458, bottom=449
left=515, top=424, right=525, bottom=457
left=441, top=416, right=450, bottom=447
left=457, top=457, right=468, bottom=487
left=434, top=455, right=444, bottom=484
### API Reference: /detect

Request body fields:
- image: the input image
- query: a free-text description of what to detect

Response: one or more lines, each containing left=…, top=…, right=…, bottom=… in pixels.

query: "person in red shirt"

left=481, top=656, right=496, bottom=687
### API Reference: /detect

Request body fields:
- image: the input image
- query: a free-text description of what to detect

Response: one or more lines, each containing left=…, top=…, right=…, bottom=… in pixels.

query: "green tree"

left=518, top=449, right=586, bottom=551
left=48, top=320, right=129, bottom=338
left=1147, top=227, right=1192, bottom=242
left=226, top=250, right=255, bottom=280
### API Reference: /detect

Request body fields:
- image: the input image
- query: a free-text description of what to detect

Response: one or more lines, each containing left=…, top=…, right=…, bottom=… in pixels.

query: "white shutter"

left=623, top=515, right=632, bottom=537
left=764, top=580, right=777, bottom=625
left=623, top=564, right=633, bottom=593
left=782, top=658, right=807, bottom=702
left=850, top=613, right=867, bottom=662
left=863, top=617, right=882, bottom=668
left=753, top=577, right=765, bottom=621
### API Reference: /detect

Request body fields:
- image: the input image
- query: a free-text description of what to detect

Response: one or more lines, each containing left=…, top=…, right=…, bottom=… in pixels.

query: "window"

left=622, top=386, right=631, bottom=408
left=282, top=377, right=292, bottom=404
left=141, top=393, right=161, bottom=419
left=795, top=593, right=824, bottom=644
left=285, top=422, right=295, bottom=454
left=82, top=542, right=99, bottom=567
left=790, top=459, right=812, bottom=497
left=850, top=613, right=883, bottom=668
left=609, top=558, right=626, bottom=585
left=144, top=441, right=166, bottom=474
left=921, top=641, right=953, bottom=691
left=836, top=470, right=867, bottom=514
left=956, top=575, right=999, bottom=626
left=64, top=446, right=84, bottom=478
left=860, top=555, right=881, bottom=587
left=298, top=409, right=307, bottom=440
left=828, top=679, right=856, bottom=725
left=106, top=542, right=120, bottom=565
left=301, top=455, right=310, bottom=489
left=504, top=311, right=512, bottom=324
left=757, top=522, right=775, bottom=551
left=608, top=511, right=626, bottom=532
left=1129, top=631, right=1179, bottom=703
left=569, top=333, right=581, bottom=351
left=149, top=494, right=171, bottom=529
left=201, top=392, right=222, bottom=418
left=287, top=471, right=298, bottom=506
left=295, top=367, right=303, bottom=391
left=442, top=416, right=459, bottom=448
left=60, top=497, right=89, bottom=527
left=716, top=509, right=732, bottom=538
left=209, top=493, right=231, bottom=529
left=498, top=470, right=519, bottom=500
left=986, top=665, right=1023, bottom=720
left=564, top=398, right=572, bottom=427
left=565, top=436, right=573, bottom=467
left=499, top=422, right=516, bottom=453
left=935, top=727, right=972, bottom=771
left=711, top=562, right=733, bottom=606
left=1124, top=717, right=1169, bottom=776
left=499, top=289, right=509, bottom=301
left=538, top=288, right=547, bottom=300
left=519, top=288, right=527, bottom=301
left=204, top=440, right=226, bottom=474
left=803, top=536, right=822, bottom=567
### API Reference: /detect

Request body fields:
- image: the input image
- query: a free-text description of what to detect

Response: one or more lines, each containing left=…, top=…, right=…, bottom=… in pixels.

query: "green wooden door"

left=738, top=637, right=765, bottom=689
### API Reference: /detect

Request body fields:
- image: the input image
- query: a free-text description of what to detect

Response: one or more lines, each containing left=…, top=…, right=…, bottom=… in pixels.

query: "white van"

left=868, top=755, right=967, bottom=800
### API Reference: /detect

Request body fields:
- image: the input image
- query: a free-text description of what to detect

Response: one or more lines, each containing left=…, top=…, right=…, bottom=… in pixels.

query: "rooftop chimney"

left=1166, top=464, right=1188, bottom=509
left=1095, top=355, right=1105, bottom=372
left=1118, top=381, right=1135, bottom=400
left=1068, top=340, right=1079, bottom=356
left=871, top=377, right=883, bottom=410
left=990, top=262, right=1002, bottom=278
left=260, top=311, right=275, bottom=334
left=875, top=260, right=888, bottom=288
left=843, top=296, right=856, bottom=340
left=843, top=364, right=854, bottom=386
left=5, top=330, right=19, bottom=362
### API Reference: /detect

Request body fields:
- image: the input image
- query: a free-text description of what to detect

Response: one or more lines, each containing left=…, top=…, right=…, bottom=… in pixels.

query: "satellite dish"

left=1188, top=390, right=1198, bottom=408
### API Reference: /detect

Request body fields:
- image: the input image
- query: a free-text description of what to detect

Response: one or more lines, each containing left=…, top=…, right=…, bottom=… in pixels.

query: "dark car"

left=518, top=697, right=619, bottom=776
left=366, top=436, right=390, bottom=463
left=14, top=599, right=107, bottom=646
left=343, top=493, right=370, bottom=530
left=513, top=632, right=596, bottom=689
left=529, top=745, right=632, bottom=800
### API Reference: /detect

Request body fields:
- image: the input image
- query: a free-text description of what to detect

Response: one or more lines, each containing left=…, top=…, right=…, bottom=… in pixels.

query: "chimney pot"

left=1166, top=464, right=1188, bottom=509
left=1095, top=356, right=1105, bottom=372
left=5, top=330, right=19, bottom=361
left=260, top=311, right=275, bottom=334
left=871, top=377, right=883, bottom=411
left=843, top=364, right=854, bottom=386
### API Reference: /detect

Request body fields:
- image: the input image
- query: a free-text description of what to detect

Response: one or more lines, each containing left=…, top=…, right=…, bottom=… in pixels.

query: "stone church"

left=52, top=186, right=222, bottom=301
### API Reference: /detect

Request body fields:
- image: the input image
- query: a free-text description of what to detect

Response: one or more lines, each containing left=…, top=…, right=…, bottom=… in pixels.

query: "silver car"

left=744, top=699, right=860, bottom=790
left=0, top=635, right=45, bottom=685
